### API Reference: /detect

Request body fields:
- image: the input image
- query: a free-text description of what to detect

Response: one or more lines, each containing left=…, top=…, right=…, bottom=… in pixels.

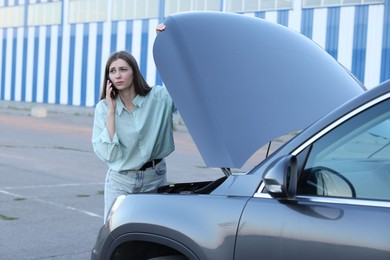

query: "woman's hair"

left=99, top=51, right=151, bottom=100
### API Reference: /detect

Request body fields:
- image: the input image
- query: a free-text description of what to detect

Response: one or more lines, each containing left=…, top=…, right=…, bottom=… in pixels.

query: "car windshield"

left=301, top=97, right=390, bottom=200
left=307, top=100, right=390, bottom=164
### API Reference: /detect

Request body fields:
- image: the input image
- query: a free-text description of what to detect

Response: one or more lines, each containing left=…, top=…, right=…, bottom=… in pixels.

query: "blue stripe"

left=11, top=28, right=17, bottom=101
left=55, top=26, right=63, bottom=104
left=125, top=20, right=133, bottom=52
left=351, top=5, right=368, bottom=83
left=21, top=1, right=28, bottom=101
left=255, top=11, right=266, bottom=19
left=155, top=0, right=164, bottom=91
left=80, top=23, right=89, bottom=106
left=111, top=21, right=118, bottom=53
left=21, top=28, right=28, bottom=101
left=32, top=27, right=39, bottom=102
left=94, top=23, right=104, bottom=104
left=56, top=0, right=65, bottom=104
left=381, top=0, right=390, bottom=82
left=43, top=26, right=51, bottom=103
left=68, top=24, right=76, bottom=105
left=326, top=7, right=340, bottom=59
left=1, top=29, right=6, bottom=100
left=301, top=9, right=313, bottom=39
left=140, top=20, right=149, bottom=77
left=277, top=10, right=289, bottom=26
left=158, top=0, right=165, bottom=21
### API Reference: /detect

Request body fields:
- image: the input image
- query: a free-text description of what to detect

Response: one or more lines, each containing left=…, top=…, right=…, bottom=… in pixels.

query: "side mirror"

left=263, top=155, right=297, bottom=199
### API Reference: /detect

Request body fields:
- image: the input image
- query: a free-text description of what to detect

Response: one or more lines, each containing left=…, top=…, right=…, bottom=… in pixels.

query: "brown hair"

left=99, top=51, right=151, bottom=100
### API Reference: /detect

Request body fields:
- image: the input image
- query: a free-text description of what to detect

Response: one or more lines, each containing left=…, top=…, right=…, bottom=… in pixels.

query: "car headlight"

left=106, top=195, right=126, bottom=223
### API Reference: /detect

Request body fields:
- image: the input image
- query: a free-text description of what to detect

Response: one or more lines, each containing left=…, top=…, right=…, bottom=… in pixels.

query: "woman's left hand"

left=156, top=23, right=166, bottom=33
left=106, top=80, right=117, bottom=111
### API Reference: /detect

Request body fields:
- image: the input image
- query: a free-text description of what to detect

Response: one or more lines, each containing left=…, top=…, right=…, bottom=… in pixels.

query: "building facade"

left=0, top=0, right=389, bottom=107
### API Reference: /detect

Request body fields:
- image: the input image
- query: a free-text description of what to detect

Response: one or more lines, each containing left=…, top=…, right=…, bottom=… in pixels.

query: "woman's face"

left=108, top=58, right=134, bottom=91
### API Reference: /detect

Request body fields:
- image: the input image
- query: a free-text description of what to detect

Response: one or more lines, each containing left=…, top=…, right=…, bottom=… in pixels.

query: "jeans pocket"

left=155, top=161, right=167, bottom=176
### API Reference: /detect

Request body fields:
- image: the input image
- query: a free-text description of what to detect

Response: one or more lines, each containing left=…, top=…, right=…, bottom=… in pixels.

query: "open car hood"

left=153, top=11, right=365, bottom=168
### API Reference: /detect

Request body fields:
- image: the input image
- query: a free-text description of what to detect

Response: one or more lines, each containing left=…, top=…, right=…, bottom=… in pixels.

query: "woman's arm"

left=92, top=101, right=122, bottom=163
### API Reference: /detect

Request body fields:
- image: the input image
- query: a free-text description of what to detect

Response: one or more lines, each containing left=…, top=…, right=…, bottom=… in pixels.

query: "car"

left=91, top=11, right=390, bottom=259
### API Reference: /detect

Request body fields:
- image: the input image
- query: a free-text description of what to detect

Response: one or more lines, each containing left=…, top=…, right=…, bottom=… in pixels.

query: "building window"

left=302, top=0, right=384, bottom=8
left=112, top=0, right=159, bottom=20
left=164, top=0, right=221, bottom=16
left=28, top=1, right=62, bottom=26
left=68, top=0, right=107, bottom=24
left=0, top=5, right=24, bottom=28
left=226, top=0, right=293, bottom=12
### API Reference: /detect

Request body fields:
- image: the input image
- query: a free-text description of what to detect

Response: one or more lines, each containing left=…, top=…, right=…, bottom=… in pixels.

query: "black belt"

left=139, top=159, right=162, bottom=171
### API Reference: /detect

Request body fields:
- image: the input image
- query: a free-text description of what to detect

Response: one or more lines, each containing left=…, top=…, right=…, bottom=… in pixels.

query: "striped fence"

left=0, top=0, right=389, bottom=107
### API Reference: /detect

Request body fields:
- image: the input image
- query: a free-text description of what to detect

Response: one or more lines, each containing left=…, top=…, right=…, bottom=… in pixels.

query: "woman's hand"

left=156, top=23, right=166, bottom=33
left=106, top=80, right=117, bottom=112
left=106, top=80, right=116, bottom=140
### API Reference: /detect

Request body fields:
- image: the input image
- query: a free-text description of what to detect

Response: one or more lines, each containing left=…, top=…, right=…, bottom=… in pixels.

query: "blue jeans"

left=104, top=159, right=167, bottom=222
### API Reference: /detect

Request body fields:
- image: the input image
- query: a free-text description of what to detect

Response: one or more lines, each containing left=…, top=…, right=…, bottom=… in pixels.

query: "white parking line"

left=0, top=185, right=104, bottom=219
left=1, top=182, right=104, bottom=190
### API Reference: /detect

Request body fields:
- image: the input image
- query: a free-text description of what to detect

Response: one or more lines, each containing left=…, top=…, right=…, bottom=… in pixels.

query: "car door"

left=234, top=94, right=390, bottom=259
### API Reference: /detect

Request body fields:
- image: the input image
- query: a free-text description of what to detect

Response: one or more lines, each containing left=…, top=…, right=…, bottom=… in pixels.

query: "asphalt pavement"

left=0, top=100, right=284, bottom=260
left=0, top=101, right=224, bottom=260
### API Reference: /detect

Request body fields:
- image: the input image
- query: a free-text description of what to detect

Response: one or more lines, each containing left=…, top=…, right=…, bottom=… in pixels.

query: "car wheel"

left=148, top=256, right=188, bottom=260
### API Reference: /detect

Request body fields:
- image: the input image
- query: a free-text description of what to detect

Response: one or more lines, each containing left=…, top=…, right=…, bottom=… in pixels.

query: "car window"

left=298, top=98, right=390, bottom=201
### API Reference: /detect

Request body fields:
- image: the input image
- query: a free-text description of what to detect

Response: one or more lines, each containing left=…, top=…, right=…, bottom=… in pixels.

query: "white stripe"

left=265, top=11, right=277, bottom=23
left=0, top=189, right=103, bottom=219
left=117, top=20, right=127, bottom=51
left=147, top=19, right=158, bottom=86
left=364, top=4, right=384, bottom=89
left=100, top=21, right=112, bottom=86
left=5, top=29, right=13, bottom=100
left=132, top=20, right=142, bottom=64
left=288, top=0, right=302, bottom=33
left=1, top=182, right=104, bottom=190
left=243, top=13, right=255, bottom=17
left=312, top=8, right=327, bottom=49
left=25, top=27, right=35, bottom=102
left=338, top=6, right=355, bottom=71
left=48, top=25, right=58, bottom=104
left=86, top=23, right=97, bottom=107
left=36, top=26, right=46, bottom=103
left=72, top=23, right=83, bottom=106
left=14, top=27, right=24, bottom=101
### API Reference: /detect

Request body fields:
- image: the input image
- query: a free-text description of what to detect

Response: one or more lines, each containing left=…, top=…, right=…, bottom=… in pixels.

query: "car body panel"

left=102, top=194, right=250, bottom=260
left=235, top=197, right=390, bottom=259
left=153, top=11, right=365, bottom=168
left=92, top=10, right=390, bottom=259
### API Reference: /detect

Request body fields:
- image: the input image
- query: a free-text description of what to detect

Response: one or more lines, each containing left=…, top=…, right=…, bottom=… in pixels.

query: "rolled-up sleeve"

left=92, top=101, right=123, bottom=163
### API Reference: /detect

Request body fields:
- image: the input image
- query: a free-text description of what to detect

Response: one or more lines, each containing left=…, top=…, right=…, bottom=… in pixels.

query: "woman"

left=92, top=51, right=176, bottom=222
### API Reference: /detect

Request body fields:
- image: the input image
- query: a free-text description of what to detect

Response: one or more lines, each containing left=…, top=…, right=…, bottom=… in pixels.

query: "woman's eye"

left=120, top=68, right=127, bottom=72
left=109, top=70, right=116, bottom=75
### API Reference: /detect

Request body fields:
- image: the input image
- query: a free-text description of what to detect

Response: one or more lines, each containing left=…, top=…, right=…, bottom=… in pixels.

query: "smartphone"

left=107, top=73, right=117, bottom=99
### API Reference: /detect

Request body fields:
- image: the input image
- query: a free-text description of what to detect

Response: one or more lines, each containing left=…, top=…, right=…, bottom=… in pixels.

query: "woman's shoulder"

left=150, top=85, right=170, bottom=98
left=95, top=99, right=108, bottom=112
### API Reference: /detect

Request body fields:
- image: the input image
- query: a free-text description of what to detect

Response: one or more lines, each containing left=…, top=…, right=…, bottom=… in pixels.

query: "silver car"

left=92, top=12, right=390, bottom=260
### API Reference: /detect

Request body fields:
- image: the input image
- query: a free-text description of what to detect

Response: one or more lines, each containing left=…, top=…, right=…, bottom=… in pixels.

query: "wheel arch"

left=106, top=232, right=200, bottom=260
